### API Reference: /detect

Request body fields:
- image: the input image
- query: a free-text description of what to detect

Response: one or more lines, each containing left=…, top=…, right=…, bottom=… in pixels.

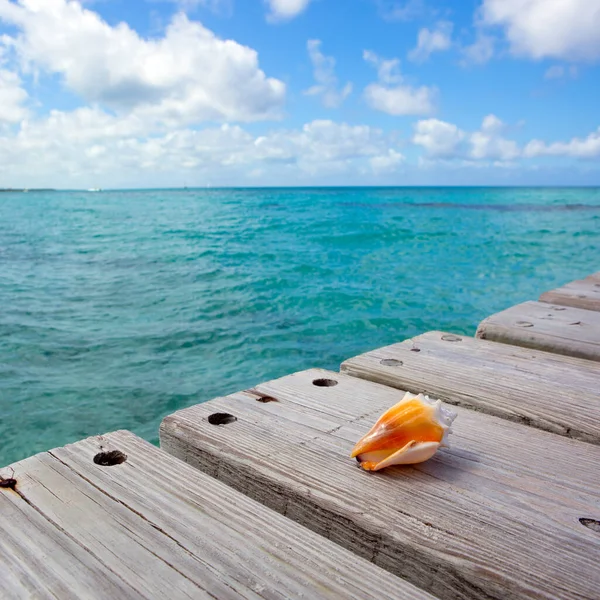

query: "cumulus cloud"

left=415, top=116, right=600, bottom=163
left=0, top=0, right=285, bottom=125
left=0, top=67, right=28, bottom=124
left=265, top=0, right=312, bottom=22
left=304, top=40, right=352, bottom=108
left=470, top=114, right=519, bottom=160
left=255, top=120, right=401, bottom=171
left=369, top=149, right=405, bottom=173
left=413, top=114, right=519, bottom=161
left=524, top=128, right=600, bottom=159
left=363, top=50, right=436, bottom=116
left=413, top=118, right=465, bottom=157
left=0, top=110, right=404, bottom=187
left=365, top=84, right=435, bottom=116
left=481, top=0, right=600, bottom=62
left=408, top=21, right=453, bottom=63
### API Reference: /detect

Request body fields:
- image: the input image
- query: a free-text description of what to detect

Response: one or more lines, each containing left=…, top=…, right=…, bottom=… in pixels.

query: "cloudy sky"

left=0, top=0, right=599, bottom=189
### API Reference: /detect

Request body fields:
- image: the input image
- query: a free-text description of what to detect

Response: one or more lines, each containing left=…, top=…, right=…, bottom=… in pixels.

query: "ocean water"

left=1, top=187, right=599, bottom=466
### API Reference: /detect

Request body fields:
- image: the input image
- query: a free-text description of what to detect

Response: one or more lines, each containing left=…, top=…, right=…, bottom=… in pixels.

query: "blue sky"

left=0, top=0, right=599, bottom=188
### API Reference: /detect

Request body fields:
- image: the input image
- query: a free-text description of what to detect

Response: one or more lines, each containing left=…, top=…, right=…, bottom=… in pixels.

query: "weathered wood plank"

left=540, top=276, right=600, bottom=311
left=476, top=301, right=600, bottom=361
left=160, top=369, right=600, bottom=600
left=341, top=331, right=600, bottom=444
left=0, top=431, right=432, bottom=600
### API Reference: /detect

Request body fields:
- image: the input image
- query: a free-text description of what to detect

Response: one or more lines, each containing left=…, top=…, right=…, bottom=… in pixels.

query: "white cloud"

left=413, top=118, right=465, bottom=157
left=524, top=128, right=600, bottom=158
left=0, top=67, right=28, bottom=124
left=365, top=84, right=436, bottom=116
left=415, top=117, right=600, bottom=164
left=408, top=21, right=453, bottom=63
left=470, top=115, right=519, bottom=160
left=364, top=50, right=402, bottom=85
left=363, top=50, right=436, bottom=116
left=257, top=120, right=397, bottom=169
left=481, top=0, right=600, bottom=62
left=265, top=0, right=312, bottom=22
left=304, top=40, right=352, bottom=108
left=0, top=0, right=285, bottom=125
left=0, top=110, right=403, bottom=187
left=413, top=115, right=519, bottom=161
left=369, top=149, right=405, bottom=173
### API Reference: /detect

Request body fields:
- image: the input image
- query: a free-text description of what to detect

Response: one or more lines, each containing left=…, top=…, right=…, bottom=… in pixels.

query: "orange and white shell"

left=351, top=392, right=457, bottom=471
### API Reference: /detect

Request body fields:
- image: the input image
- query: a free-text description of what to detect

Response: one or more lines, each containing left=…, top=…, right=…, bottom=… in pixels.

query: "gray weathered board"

left=540, top=276, right=600, bottom=312
left=0, top=430, right=432, bottom=600
left=476, top=300, right=600, bottom=361
left=160, top=369, right=600, bottom=600
left=341, top=331, right=600, bottom=444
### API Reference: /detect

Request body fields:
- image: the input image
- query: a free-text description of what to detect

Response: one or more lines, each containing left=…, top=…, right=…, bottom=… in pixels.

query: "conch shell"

left=351, top=392, right=457, bottom=471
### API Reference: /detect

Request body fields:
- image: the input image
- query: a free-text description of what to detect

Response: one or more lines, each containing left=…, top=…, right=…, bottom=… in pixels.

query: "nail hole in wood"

left=380, top=359, right=403, bottom=367
left=208, top=413, right=237, bottom=425
left=313, top=378, right=338, bottom=387
left=579, top=518, right=600, bottom=533
left=256, top=396, right=278, bottom=403
left=93, top=450, right=127, bottom=467
left=577, top=295, right=587, bottom=299
left=441, top=334, right=462, bottom=342
left=516, top=321, right=534, bottom=327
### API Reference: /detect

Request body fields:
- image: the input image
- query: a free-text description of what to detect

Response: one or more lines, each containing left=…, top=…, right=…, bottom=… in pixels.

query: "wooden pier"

left=539, top=271, right=600, bottom=311
left=160, top=368, right=600, bottom=600
left=341, top=331, right=600, bottom=444
left=0, top=431, right=427, bottom=599
left=2, top=272, right=600, bottom=599
left=476, top=301, right=600, bottom=361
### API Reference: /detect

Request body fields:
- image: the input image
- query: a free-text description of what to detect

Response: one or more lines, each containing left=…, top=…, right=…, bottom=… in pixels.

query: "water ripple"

left=0, top=187, right=599, bottom=465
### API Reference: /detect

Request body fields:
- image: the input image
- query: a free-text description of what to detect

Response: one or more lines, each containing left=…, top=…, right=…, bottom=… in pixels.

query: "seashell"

left=351, top=392, right=457, bottom=471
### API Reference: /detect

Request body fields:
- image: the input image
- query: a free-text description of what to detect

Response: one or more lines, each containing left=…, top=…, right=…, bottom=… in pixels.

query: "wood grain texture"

left=160, top=369, right=600, bottom=600
left=476, top=301, right=600, bottom=361
left=341, top=331, right=600, bottom=444
left=540, top=277, right=600, bottom=311
left=0, top=431, right=432, bottom=600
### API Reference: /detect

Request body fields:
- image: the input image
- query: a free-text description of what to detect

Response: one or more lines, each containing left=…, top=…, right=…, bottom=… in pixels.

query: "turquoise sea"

left=1, top=187, right=599, bottom=466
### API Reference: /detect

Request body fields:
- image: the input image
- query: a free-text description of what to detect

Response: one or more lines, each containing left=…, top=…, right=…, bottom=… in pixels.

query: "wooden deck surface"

left=160, top=369, right=600, bottom=600
left=341, top=331, right=600, bottom=444
left=0, top=431, right=431, bottom=600
left=476, top=300, right=600, bottom=361
left=540, top=275, right=600, bottom=311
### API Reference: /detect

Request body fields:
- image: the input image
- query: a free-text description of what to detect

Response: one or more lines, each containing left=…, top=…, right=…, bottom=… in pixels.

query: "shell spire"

left=351, top=392, right=457, bottom=471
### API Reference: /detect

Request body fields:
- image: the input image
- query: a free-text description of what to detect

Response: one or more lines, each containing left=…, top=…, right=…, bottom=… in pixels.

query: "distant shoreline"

left=2, top=186, right=600, bottom=193
left=0, top=189, right=56, bottom=193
